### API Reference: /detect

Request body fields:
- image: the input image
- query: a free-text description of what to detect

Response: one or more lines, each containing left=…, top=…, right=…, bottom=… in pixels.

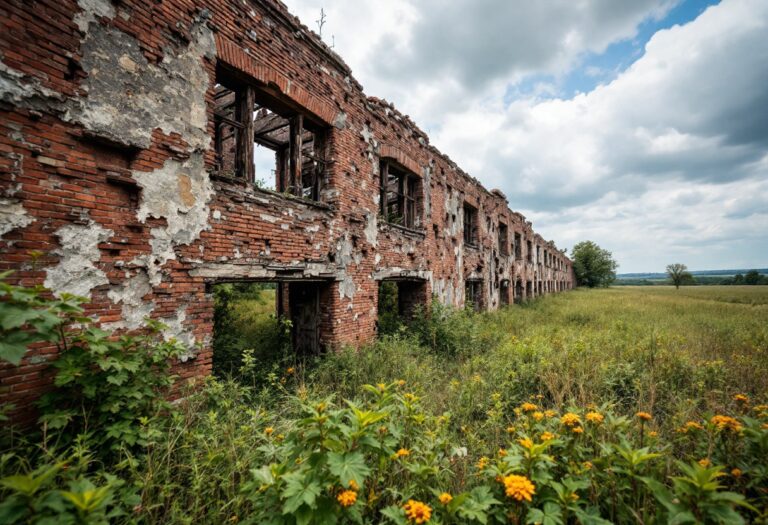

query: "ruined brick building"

left=0, top=0, right=575, bottom=415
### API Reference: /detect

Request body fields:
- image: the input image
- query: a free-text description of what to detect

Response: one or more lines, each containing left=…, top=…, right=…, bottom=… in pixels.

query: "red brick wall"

left=0, top=0, right=576, bottom=422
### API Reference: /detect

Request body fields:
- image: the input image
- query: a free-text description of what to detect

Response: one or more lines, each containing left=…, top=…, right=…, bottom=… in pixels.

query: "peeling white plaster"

left=161, top=306, right=197, bottom=361
left=104, top=271, right=155, bottom=330
left=0, top=198, right=34, bottom=237
left=73, top=0, right=116, bottom=32
left=364, top=211, right=378, bottom=247
left=131, top=154, right=214, bottom=285
left=44, top=220, right=112, bottom=298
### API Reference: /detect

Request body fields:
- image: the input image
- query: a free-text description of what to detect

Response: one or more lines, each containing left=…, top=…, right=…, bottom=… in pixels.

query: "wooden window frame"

left=498, top=222, right=509, bottom=255
left=463, top=203, right=478, bottom=247
left=380, top=160, right=420, bottom=229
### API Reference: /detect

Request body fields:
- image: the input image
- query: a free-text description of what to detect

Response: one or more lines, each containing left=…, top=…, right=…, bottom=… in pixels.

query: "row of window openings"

left=212, top=71, right=566, bottom=273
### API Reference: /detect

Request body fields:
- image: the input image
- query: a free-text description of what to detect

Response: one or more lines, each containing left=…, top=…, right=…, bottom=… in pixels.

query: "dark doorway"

left=377, top=279, right=427, bottom=336
left=211, top=279, right=328, bottom=382
left=514, top=279, right=523, bottom=304
left=465, top=279, right=483, bottom=311
left=500, top=279, right=510, bottom=306
left=288, top=282, right=321, bottom=356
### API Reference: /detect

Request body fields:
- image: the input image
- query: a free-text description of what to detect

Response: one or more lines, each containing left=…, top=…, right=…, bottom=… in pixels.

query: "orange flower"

left=506, top=426, right=516, bottom=434
left=264, top=427, right=274, bottom=436
left=544, top=410, right=557, bottom=418
left=572, top=426, right=584, bottom=434
left=337, top=490, right=357, bottom=507
left=585, top=412, right=604, bottom=424
left=476, top=456, right=489, bottom=470
left=710, top=415, right=743, bottom=433
left=348, top=479, right=359, bottom=491
left=395, top=448, right=410, bottom=458
left=521, top=402, right=538, bottom=412
left=502, top=474, right=536, bottom=502
left=518, top=437, right=534, bottom=449
left=680, top=421, right=704, bottom=433
left=532, top=411, right=544, bottom=421
left=699, top=458, right=711, bottom=467
left=560, top=413, right=581, bottom=427
left=636, top=412, right=652, bottom=421
left=403, top=500, right=432, bottom=523
left=731, top=468, right=742, bottom=478
left=540, top=431, right=556, bottom=441
left=498, top=448, right=508, bottom=457
left=438, top=492, right=453, bottom=505
left=733, top=393, right=748, bottom=403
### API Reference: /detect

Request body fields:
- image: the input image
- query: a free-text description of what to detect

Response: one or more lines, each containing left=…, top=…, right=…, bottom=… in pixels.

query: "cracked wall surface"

left=0, top=0, right=575, bottom=421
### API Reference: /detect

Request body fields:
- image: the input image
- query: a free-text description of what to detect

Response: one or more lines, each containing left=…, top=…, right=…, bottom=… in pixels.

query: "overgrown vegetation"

left=2, top=279, right=768, bottom=523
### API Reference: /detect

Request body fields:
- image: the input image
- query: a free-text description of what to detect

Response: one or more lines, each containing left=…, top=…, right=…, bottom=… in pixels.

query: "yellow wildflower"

left=403, top=500, right=432, bottom=523
left=731, top=468, right=742, bottom=478
left=377, top=383, right=387, bottom=391
left=348, top=479, right=359, bottom=491
left=502, top=474, right=536, bottom=502
left=506, top=426, right=516, bottom=434
left=498, top=448, right=508, bottom=457
left=397, top=379, right=406, bottom=387
left=699, top=458, right=711, bottom=467
left=337, top=490, right=357, bottom=507
left=521, top=402, right=538, bottom=412
left=648, top=431, right=658, bottom=438
left=680, top=421, right=704, bottom=433
left=561, top=413, right=581, bottom=427
left=395, top=448, right=410, bottom=458
left=438, top=492, right=453, bottom=505
left=582, top=461, right=593, bottom=470
left=540, top=431, right=556, bottom=441
left=264, top=427, right=274, bottom=436
left=518, top=437, right=534, bottom=449
left=286, top=367, right=295, bottom=375
left=585, top=412, right=604, bottom=424
left=733, top=393, right=748, bottom=403
left=532, top=411, right=544, bottom=421
left=476, top=456, right=489, bottom=470
left=404, top=393, right=418, bottom=402
left=544, top=410, right=557, bottom=418
left=710, top=415, right=743, bottom=433
left=636, top=412, right=652, bottom=421
left=572, top=426, right=584, bottom=434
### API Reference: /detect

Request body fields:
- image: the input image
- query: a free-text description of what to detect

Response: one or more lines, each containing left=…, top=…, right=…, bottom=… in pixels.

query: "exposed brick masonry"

left=0, top=0, right=575, bottom=422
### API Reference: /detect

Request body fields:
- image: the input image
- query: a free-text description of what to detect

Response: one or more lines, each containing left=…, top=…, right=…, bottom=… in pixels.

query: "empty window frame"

left=514, top=233, right=522, bottom=260
left=380, top=160, right=420, bottom=228
left=498, top=222, right=509, bottom=255
left=463, top=203, right=479, bottom=246
left=465, top=280, right=483, bottom=311
left=526, top=240, right=533, bottom=263
left=213, top=68, right=327, bottom=200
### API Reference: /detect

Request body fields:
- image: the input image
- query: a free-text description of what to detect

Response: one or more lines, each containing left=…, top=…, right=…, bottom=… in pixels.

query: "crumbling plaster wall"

left=0, top=0, right=575, bottom=420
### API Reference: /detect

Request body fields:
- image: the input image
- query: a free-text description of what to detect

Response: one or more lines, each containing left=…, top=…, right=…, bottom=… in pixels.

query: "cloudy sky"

left=285, top=0, right=768, bottom=273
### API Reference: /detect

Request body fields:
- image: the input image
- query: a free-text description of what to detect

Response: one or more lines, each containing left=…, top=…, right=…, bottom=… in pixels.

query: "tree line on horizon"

left=569, top=242, right=766, bottom=288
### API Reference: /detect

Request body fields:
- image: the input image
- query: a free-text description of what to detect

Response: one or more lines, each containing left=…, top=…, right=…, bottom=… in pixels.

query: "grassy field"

left=4, top=285, right=768, bottom=524
left=134, top=285, right=767, bottom=523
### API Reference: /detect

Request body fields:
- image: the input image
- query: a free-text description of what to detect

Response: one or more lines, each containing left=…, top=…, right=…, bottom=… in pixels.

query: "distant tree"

left=733, top=273, right=744, bottom=285
left=571, top=241, right=618, bottom=288
left=744, top=270, right=760, bottom=285
left=666, top=263, right=694, bottom=289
